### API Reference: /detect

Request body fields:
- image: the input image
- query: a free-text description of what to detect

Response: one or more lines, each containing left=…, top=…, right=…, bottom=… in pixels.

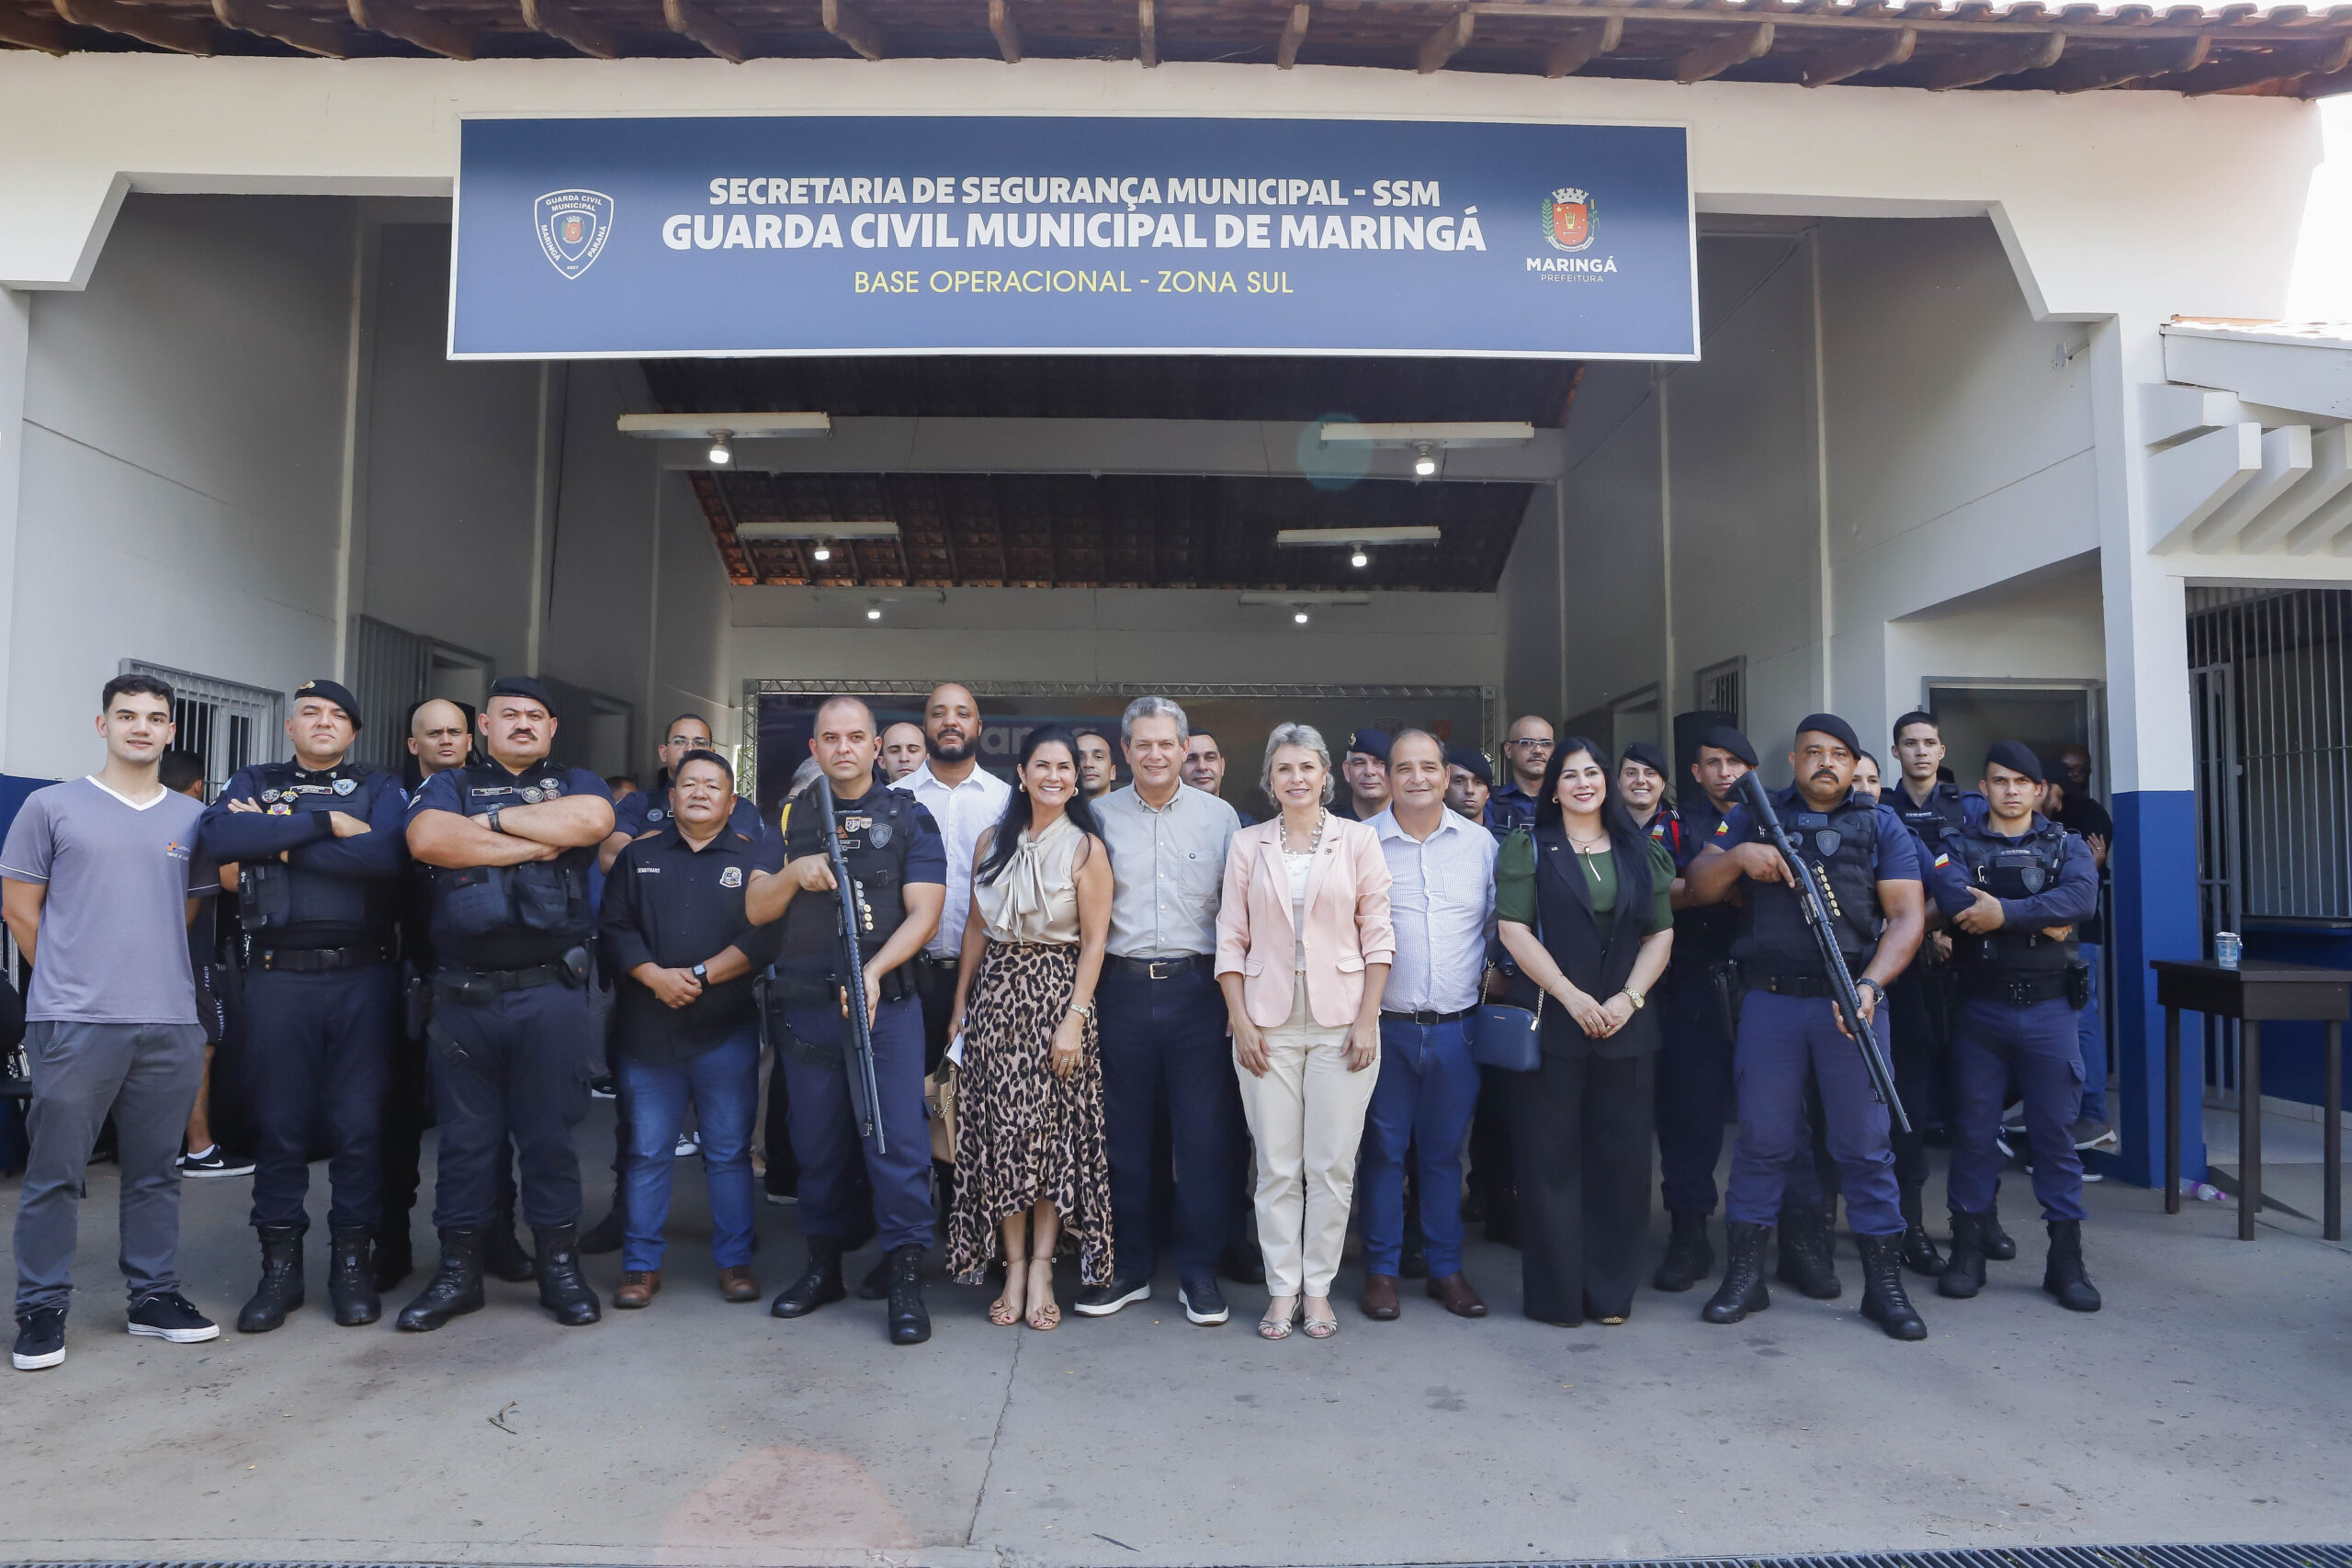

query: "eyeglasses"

left=1508, top=738, right=1555, bottom=751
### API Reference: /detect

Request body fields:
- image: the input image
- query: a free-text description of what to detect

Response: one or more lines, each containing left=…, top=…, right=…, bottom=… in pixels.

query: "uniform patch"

left=720, top=865, right=744, bottom=888
left=1814, top=829, right=1843, bottom=858
left=521, top=787, right=543, bottom=803
left=870, top=822, right=894, bottom=848
left=540, top=778, right=561, bottom=795
left=260, top=789, right=281, bottom=803
left=1713, top=819, right=1730, bottom=836
left=267, top=802, right=293, bottom=816
left=333, top=777, right=356, bottom=795
left=1933, top=852, right=1951, bottom=868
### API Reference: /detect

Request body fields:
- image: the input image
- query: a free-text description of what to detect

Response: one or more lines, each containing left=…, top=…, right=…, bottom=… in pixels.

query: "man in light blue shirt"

left=1361, top=728, right=1496, bottom=1323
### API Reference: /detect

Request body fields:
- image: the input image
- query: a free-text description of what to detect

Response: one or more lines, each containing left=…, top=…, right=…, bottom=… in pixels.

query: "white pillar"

left=0, top=287, right=28, bottom=770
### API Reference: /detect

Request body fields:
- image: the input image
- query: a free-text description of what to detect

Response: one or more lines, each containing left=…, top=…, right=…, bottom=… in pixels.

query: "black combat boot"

left=857, top=1256, right=890, bottom=1301
left=396, top=1229, right=486, bottom=1332
left=372, top=1217, right=415, bottom=1293
left=532, top=1224, right=602, bottom=1325
left=236, top=1225, right=306, bottom=1334
left=1982, top=1195, right=2018, bottom=1260
left=1652, top=1211, right=1713, bottom=1292
left=2041, top=1220, right=2102, bottom=1312
left=1938, top=1211, right=1988, bottom=1299
left=578, top=1200, right=625, bottom=1256
left=1897, top=1183, right=1943, bottom=1276
left=483, top=1213, right=537, bottom=1283
left=1858, top=1232, right=1928, bottom=1339
left=885, top=1243, right=932, bottom=1346
left=771, top=1237, right=846, bottom=1318
left=327, top=1227, right=380, bottom=1327
left=1701, top=1222, right=1772, bottom=1325
left=1773, top=1205, right=1841, bottom=1300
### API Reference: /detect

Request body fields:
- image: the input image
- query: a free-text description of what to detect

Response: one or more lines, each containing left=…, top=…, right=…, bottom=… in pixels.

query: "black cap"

left=1620, top=741, right=1669, bottom=779
left=1446, top=745, right=1492, bottom=784
left=1698, top=726, right=1758, bottom=768
left=488, top=675, right=557, bottom=710
left=1794, top=712, right=1862, bottom=758
left=1984, top=739, right=2047, bottom=784
left=1346, top=728, right=1392, bottom=763
left=291, top=679, right=362, bottom=731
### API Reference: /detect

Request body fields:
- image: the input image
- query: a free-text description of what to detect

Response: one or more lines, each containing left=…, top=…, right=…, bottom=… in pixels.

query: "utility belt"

left=249, top=941, right=397, bottom=974
left=431, top=945, right=592, bottom=1008
left=757, top=962, right=912, bottom=1067
left=1108, top=953, right=1213, bottom=980
left=1381, top=1005, right=1475, bottom=1027
left=1958, top=963, right=2087, bottom=1010
left=1743, top=968, right=1860, bottom=1001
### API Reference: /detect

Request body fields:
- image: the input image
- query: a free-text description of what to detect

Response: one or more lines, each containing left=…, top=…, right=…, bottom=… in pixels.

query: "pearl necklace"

left=1282, top=807, right=1328, bottom=857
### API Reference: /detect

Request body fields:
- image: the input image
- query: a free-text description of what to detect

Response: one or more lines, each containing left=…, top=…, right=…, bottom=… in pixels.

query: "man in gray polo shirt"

left=4, top=673, right=220, bottom=1371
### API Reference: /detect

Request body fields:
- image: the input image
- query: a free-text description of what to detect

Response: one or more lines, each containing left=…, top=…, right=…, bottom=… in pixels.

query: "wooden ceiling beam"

left=1417, top=7, right=1471, bottom=72
left=2046, top=31, right=2203, bottom=89
left=213, top=0, right=358, bottom=54
left=2180, top=33, right=2350, bottom=92
left=522, top=0, right=616, bottom=56
left=1923, top=28, right=2062, bottom=87
left=1275, top=0, right=1306, bottom=67
left=347, top=0, right=472, bottom=57
left=1464, top=1, right=2317, bottom=43
left=987, top=0, right=1018, bottom=61
left=0, top=2, right=73, bottom=51
left=1137, top=0, right=1155, bottom=65
left=823, top=0, right=884, bottom=59
left=664, top=0, right=743, bottom=60
left=2297, top=59, right=2352, bottom=96
left=1675, top=18, right=1770, bottom=81
left=1802, top=23, right=1912, bottom=85
left=1543, top=14, right=1619, bottom=76
left=51, top=0, right=211, bottom=52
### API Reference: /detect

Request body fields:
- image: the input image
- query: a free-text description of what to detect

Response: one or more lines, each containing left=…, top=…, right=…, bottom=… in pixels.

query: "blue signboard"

left=450, top=115, right=1695, bottom=361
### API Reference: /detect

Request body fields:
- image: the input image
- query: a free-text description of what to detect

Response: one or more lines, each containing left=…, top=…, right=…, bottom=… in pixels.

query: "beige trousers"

left=1236, top=976, right=1380, bottom=1297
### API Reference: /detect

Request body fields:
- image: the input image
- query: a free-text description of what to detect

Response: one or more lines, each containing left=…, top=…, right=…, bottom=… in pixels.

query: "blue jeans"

left=1950, top=997, right=2086, bottom=1223
left=617, top=1029, right=760, bottom=1272
left=1361, top=1016, right=1481, bottom=1278
left=2075, top=943, right=2108, bottom=1123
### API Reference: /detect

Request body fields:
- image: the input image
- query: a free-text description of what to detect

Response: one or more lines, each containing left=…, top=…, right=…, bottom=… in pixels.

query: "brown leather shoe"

left=718, top=1266, right=759, bottom=1303
left=1428, top=1271, right=1487, bottom=1318
left=1360, top=1273, right=1401, bottom=1320
left=613, top=1270, right=661, bottom=1309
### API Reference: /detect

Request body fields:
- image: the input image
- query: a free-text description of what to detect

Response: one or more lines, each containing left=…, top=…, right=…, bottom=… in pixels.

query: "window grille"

left=119, top=661, right=281, bottom=797
left=1693, top=657, right=1745, bottom=730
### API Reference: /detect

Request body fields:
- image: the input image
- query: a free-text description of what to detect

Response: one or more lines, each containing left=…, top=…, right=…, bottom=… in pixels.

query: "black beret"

left=1795, top=712, right=1862, bottom=758
left=1698, top=726, right=1758, bottom=768
left=1620, top=741, right=1669, bottom=779
left=1446, top=745, right=1492, bottom=784
left=1346, top=728, right=1392, bottom=762
left=1984, top=739, right=2047, bottom=784
left=489, top=675, right=557, bottom=709
left=291, top=678, right=362, bottom=731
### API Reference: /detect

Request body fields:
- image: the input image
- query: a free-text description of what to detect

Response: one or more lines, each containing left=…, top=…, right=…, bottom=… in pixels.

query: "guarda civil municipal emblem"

left=535, top=190, right=615, bottom=280
left=1541, top=187, right=1595, bottom=254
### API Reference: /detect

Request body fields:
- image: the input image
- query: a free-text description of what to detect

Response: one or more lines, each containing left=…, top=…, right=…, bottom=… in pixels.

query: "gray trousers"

left=14, top=1020, right=207, bottom=1314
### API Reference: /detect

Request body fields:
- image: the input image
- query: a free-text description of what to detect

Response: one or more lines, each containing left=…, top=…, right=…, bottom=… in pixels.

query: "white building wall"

left=9, top=195, right=356, bottom=776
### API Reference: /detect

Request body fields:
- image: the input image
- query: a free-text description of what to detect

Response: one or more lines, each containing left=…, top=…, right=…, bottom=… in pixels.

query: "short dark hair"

left=664, top=712, right=712, bottom=742
left=674, top=748, right=734, bottom=784
left=1191, top=728, right=1220, bottom=750
left=1892, top=710, right=1939, bottom=742
left=103, top=672, right=174, bottom=713
left=605, top=774, right=639, bottom=793
left=157, top=749, right=206, bottom=795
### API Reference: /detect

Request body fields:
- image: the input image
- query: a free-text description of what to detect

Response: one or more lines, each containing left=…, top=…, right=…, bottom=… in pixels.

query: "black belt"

left=435, top=961, right=569, bottom=998
left=1381, top=1007, right=1475, bottom=1026
left=1962, top=971, right=2073, bottom=1008
left=915, top=953, right=960, bottom=971
left=1748, top=972, right=1843, bottom=999
left=254, top=942, right=396, bottom=973
left=1109, top=953, right=1211, bottom=979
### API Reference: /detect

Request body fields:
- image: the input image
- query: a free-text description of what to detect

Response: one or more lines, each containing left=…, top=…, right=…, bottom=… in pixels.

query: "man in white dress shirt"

left=892, top=683, right=1011, bottom=1074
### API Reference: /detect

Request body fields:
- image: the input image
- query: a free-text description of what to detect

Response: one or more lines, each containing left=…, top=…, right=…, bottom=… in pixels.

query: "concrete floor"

left=3, top=1111, right=2348, bottom=1568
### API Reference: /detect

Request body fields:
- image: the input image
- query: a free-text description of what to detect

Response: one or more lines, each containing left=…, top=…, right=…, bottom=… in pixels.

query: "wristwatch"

left=1855, top=977, right=1884, bottom=1007
left=486, top=807, right=504, bottom=835
left=691, top=963, right=709, bottom=984
left=1622, top=988, right=1645, bottom=1010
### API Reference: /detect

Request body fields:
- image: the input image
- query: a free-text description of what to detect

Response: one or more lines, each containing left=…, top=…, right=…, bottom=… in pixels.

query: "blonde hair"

left=1261, top=723, right=1336, bottom=806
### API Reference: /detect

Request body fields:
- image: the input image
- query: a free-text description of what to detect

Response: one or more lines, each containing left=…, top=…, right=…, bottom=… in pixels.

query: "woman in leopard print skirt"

left=944, top=727, right=1114, bottom=1329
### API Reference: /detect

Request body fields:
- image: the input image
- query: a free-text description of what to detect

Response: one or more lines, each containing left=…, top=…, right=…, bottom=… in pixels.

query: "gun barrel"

left=815, top=781, right=889, bottom=1155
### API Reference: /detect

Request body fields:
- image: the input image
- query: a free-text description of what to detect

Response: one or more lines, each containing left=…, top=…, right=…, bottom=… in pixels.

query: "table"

left=2154, top=958, right=2346, bottom=1241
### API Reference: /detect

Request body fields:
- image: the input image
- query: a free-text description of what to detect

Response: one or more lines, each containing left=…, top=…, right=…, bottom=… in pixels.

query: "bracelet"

left=1067, top=998, right=1097, bottom=1024
left=1620, top=988, right=1645, bottom=1010
left=1856, top=978, right=1883, bottom=1005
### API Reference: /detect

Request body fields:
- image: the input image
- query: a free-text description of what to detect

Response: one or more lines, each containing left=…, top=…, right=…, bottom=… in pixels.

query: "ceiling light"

left=865, top=604, right=883, bottom=621
left=1293, top=608, right=1310, bottom=626
left=810, top=541, right=832, bottom=563
left=617, top=412, right=833, bottom=440
left=1349, top=545, right=1370, bottom=569
left=707, top=431, right=733, bottom=465
left=1274, top=526, right=1442, bottom=550
left=1412, top=443, right=1437, bottom=479
left=1317, top=421, right=1537, bottom=448
left=733, top=521, right=900, bottom=544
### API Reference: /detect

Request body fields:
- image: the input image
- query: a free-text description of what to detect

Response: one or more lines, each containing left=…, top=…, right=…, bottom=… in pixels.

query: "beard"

left=928, top=732, right=977, bottom=763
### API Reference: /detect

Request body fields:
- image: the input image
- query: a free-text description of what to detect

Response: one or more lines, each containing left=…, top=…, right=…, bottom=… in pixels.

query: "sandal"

left=1303, top=1314, right=1340, bottom=1340
left=988, top=1294, right=1021, bottom=1326
left=1259, top=1299, right=1301, bottom=1341
left=1025, top=1258, right=1059, bottom=1331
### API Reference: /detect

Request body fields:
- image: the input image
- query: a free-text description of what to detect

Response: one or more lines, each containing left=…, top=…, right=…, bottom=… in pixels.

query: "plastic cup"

left=2214, top=931, right=2243, bottom=970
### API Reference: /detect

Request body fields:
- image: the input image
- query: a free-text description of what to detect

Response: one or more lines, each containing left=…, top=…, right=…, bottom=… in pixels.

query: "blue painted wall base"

left=2109, top=789, right=2203, bottom=1188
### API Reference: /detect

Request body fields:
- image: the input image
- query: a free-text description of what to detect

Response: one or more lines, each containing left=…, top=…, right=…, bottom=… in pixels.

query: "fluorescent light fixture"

left=1274, top=527, right=1443, bottom=548
left=617, top=412, right=833, bottom=440
left=734, top=521, right=901, bottom=544
left=1316, top=421, right=1536, bottom=448
left=1238, top=592, right=1372, bottom=608
left=708, top=432, right=733, bottom=466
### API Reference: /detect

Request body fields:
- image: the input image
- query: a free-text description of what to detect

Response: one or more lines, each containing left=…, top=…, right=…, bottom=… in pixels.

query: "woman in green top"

left=1494, top=738, right=1676, bottom=1326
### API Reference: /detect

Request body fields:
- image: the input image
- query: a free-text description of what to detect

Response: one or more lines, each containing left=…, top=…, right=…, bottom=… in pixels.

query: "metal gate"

left=120, top=660, right=281, bottom=796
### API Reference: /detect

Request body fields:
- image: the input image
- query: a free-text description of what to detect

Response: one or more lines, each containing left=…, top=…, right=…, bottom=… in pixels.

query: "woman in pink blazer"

left=1216, top=723, right=1395, bottom=1341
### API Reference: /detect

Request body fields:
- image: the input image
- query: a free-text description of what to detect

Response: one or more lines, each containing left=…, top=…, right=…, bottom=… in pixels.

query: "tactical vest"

left=1669, top=795, right=1740, bottom=969
left=1732, top=792, right=1884, bottom=975
left=1889, top=782, right=1971, bottom=843
left=237, top=761, right=399, bottom=943
left=1941, top=819, right=2077, bottom=986
left=429, top=761, right=594, bottom=944
left=779, top=784, right=920, bottom=974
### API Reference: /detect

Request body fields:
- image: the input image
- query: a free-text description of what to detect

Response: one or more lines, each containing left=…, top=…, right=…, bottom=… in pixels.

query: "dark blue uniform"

left=1707, top=789, right=1922, bottom=1238
left=1485, top=782, right=1540, bottom=840
left=614, top=786, right=771, bottom=847
left=774, top=784, right=945, bottom=1258
left=200, top=761, right=407, bottom=1235
left=408, top=761, right=613, bottom=1232
left=1655, top=795, right=1743, bottom=1218
left=1883, top=782, right=1973, bottom=1153
left=1923, top=811, right=2098, bottom=1224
